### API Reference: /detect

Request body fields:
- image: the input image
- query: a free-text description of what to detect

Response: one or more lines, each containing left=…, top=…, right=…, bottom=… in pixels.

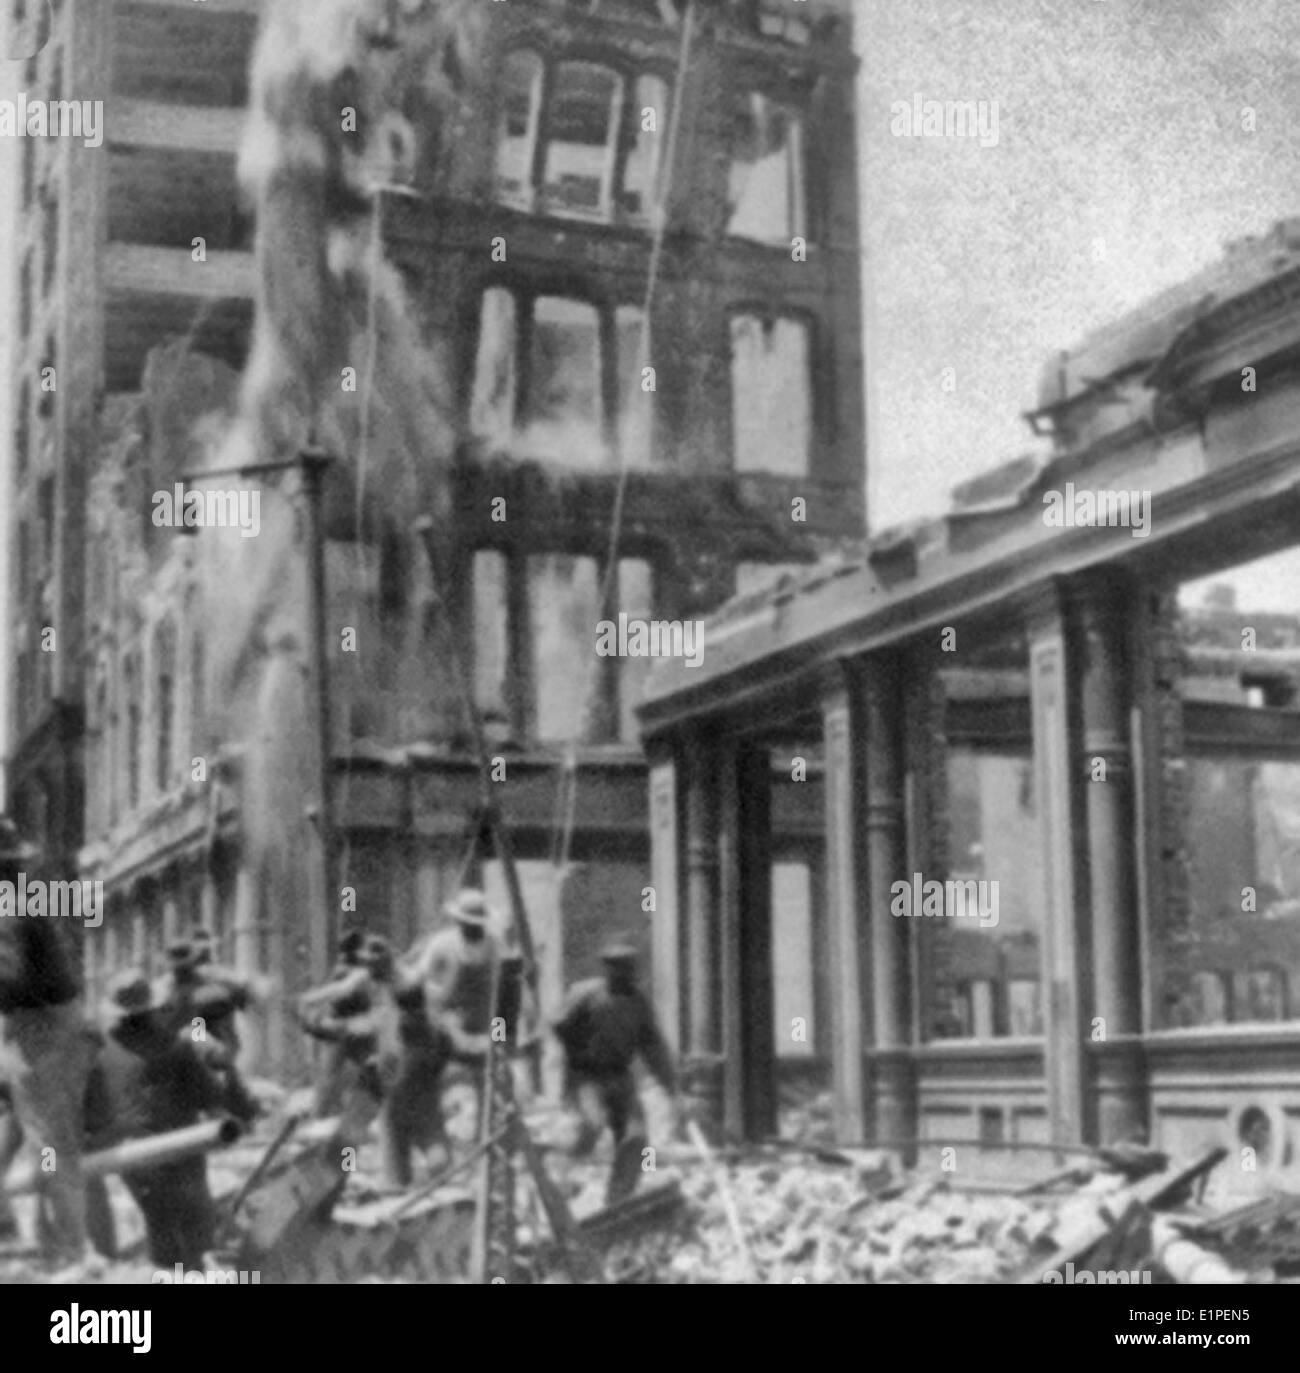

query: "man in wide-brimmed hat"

left=0, top=815, right=98, bottom=1269
left=83, top=968, right=226, bottom=1270
left=402, top=888, right=503, bottom=1060
left=393, top=888, right=510, bottom=1156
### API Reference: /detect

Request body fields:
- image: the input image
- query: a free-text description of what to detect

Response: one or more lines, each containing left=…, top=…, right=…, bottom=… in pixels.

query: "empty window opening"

left=496, top=53, right=669, bottom=226
left=473, top=549, right=510, bottom=724
left=730, top=314, right=811, bottom=477
left=615, top=303, right=651, bottom=470
left=531, top=553, right=603, bottom=744
left=472, top=291, right=652, bottom=470
left=529, top=295, right=603, bottom=460
left=620, top=74, right=667, bottom=218
left=542, top=62, right=623, bottom=217
left=495, top=49, right=543, bottom=208
left=771, top=860, right=815, bottom=1057
left=727, top=90, right=805, bottom=243
left=615, top=557, right=654, bottom=743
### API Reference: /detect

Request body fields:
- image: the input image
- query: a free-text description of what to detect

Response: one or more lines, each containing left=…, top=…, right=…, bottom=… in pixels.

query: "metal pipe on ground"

left=4, top=1117, right=243, bottom=1196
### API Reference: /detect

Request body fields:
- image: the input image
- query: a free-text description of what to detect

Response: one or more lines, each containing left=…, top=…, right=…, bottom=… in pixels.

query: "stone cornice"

left=640, top=428, right=1300, bottom=737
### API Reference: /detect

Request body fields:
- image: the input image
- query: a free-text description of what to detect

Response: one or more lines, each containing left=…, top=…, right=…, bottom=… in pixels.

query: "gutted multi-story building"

left=5, top=0, right=864, bottom=1082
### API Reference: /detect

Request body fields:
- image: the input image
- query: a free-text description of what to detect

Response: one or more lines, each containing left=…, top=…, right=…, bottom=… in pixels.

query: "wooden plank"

left=1020, top=1148, right=1227, bottom=1284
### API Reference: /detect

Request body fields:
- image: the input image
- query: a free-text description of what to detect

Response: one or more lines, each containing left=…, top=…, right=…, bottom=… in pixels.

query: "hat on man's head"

left=358, top=934, right=393, bottom=968
left=443, top=888, right=493, bottom=928
left=105, top=968, right=161, bottom=1022
left=600, top=941, right=639, bottom=967
left=166, top=939, right=203, bottom=973
left=338, top=929, right=366, bottom=960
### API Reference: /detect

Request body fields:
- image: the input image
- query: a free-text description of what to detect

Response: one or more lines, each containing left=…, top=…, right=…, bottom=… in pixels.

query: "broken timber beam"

left=1019, top=1147, right=1227, bottom=1284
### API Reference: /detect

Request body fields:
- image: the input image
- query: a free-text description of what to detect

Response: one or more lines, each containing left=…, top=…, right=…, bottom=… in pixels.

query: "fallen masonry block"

left=1151, top=1216, right=1246, bottom=1284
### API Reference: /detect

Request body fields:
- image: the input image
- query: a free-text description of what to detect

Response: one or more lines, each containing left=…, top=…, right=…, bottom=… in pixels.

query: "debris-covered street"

left=3, top=1081, right=1293, bottom=1286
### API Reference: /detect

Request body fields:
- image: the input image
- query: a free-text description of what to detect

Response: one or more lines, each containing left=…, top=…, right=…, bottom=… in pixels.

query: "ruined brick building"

left=4, top=0, right=862, bottom=1080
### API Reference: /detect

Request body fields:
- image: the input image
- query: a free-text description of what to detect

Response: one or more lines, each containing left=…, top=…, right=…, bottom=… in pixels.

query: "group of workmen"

left=0, top=912, right=260, bottom=1274
left=294, top=888, right=679, bottom=1206
left=0, top=834, right=679, bottom=1274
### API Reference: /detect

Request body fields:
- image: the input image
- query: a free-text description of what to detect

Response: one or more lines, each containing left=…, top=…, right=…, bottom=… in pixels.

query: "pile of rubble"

left=535, top=1100, right=1289, bottom=1284
left=595, top=1164, right=1060, bottom=1284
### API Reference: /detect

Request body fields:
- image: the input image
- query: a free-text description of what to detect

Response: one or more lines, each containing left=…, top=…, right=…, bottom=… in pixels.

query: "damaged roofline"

left=636, top=437, right=1300, bottom=738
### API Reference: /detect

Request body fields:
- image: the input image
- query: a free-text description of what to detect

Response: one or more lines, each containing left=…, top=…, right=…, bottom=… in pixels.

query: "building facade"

left=5, top=0, right=863, bottom=1081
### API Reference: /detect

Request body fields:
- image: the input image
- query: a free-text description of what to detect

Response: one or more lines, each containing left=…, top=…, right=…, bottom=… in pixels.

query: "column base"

left=680, top=1054, right=727, bottom=1144
left=867, top=1048, right=917, bottom=1163
left=1090, top=1038, right=1149, bottom=1145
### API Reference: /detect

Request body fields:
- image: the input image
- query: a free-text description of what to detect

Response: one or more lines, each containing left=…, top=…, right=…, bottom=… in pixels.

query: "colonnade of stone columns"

left=647, top=569, right=1148, bottom=1146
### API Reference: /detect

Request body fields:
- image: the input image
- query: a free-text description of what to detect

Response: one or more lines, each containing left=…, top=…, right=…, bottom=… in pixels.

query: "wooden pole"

left=299, top=448, right=334, bottom=990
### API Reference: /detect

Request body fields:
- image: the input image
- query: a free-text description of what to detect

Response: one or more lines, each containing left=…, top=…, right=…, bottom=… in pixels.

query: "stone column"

left=680, top=729, right=723, bottom=1131
left=717, top=740, right=775, bottom=1141
left=808, top=845, right=832, bottom=1059
left=647, top=742, right=683, bottom=1057
left=1026, top=583, right=1088, bottom=1150
left=200, top=856, right=219, bottom=945
left=1074, top=574, right=1147, bottom=1143
left=822, top=662, right=868, bottom=1142
left=863, top=651, right=915, bottom=1152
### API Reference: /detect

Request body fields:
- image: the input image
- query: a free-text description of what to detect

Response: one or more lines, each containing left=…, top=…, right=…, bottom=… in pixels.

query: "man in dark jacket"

left=0, top=817, right=97, bottom=1267
left=553, top=943, right=677, bottom=1205
left=83, top=969, right=225, bottom=1271
left=296, top=931, right=400, bottom=1136
left=155, top=931, right=260, bottom=1122
left=379, top=953, right=455, bottom=1190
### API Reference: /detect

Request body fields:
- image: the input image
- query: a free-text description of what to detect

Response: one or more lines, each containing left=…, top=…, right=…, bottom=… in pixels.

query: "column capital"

left=1022, top=579, right=1067, bottom=636
left=817, top=655, right=865, bottom=705
left=1062, top=567, right=1137, bottom=621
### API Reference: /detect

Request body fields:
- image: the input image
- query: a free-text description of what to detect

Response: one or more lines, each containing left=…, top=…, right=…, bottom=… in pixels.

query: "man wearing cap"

left=83, top=969, right=226, bottom=1270
left=297, top=932, right=403, bottom=1136
left=0, top=816, right=98, bottom=1268
left=156, top=933, right=259, bottom=1123
left=553, top=943, right=677, bottom=1206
